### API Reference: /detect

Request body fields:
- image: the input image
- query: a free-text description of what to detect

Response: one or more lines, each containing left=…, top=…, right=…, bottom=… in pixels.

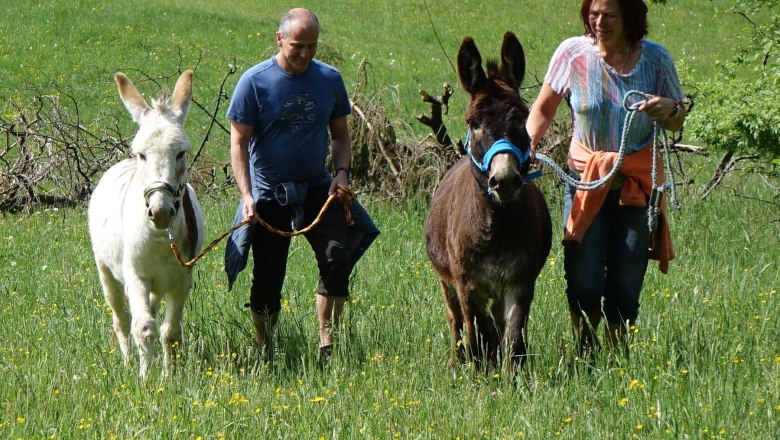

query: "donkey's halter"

left=143, top=181, right=184, bottom=211
left=466, top=131, right=527, bottom=173
left=464, top=130, right=542, bottom=180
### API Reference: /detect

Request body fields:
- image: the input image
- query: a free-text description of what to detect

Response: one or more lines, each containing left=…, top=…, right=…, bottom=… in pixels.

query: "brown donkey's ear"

left=457, top=36, right=486, bottom=94
left=499, top=31, right=526, bottom=91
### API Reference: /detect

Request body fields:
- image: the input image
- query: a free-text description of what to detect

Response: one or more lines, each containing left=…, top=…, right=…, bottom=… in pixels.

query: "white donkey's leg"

left=150, top=291, right=163, bottom=319
left=97, top=263, right=131, bottom=363
left=160, top=283, right=190, bottom=376
left=124, top=275, right=157, bottom=378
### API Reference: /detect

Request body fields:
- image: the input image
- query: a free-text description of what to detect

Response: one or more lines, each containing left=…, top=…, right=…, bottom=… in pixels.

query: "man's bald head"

left=278, top=8, right=320, bottom=38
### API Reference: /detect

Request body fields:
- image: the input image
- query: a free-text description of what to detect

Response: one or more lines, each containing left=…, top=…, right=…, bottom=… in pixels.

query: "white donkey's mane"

left=150, top=89, right=185, bottom=119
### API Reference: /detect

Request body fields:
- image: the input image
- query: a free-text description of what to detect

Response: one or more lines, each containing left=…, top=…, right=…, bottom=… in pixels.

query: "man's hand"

left=329, top=168, right=349, bottom=195
left=241, top=193, right=257, bottom=224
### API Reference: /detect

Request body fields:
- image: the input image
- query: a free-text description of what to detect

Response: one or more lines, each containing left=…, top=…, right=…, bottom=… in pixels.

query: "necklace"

left=612, top=43, right=631, bottom=73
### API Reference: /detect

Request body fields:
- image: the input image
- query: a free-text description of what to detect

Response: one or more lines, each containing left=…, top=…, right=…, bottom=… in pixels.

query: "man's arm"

left=229, top=120, right=257, bottom=222
left=328, top=115, right=351, bottom=194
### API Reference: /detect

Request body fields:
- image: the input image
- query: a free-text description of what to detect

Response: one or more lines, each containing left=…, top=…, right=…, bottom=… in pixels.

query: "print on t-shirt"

left=282, top=92, right=317, bottom=132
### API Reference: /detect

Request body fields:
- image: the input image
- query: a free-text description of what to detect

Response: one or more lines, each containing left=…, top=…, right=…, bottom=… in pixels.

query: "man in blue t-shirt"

left=226, top=8, right=376, bottom=363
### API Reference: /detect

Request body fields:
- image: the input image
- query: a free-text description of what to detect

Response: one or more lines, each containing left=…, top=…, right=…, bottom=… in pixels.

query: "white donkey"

left=88, top=70, right=204, bottom=378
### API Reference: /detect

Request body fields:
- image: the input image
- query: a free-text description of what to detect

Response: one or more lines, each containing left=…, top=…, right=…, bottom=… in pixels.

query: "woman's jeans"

left=562, top=182, right=650, bottom=325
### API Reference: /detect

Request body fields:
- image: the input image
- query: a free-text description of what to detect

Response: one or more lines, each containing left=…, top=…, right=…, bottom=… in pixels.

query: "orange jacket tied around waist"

left=563, top=140, right=675, bottom=274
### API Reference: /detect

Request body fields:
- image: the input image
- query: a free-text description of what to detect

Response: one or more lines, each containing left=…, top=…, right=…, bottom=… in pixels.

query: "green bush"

left=681, top=0, right=780, bottom=164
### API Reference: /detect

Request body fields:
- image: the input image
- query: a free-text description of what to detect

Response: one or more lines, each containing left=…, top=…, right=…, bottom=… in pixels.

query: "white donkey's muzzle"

left=143, top=181, right=182, bottom=229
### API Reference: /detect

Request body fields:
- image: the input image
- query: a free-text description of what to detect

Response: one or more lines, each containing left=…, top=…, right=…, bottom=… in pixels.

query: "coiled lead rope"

left=533, top=90, right=649, bottom=191
left=531, top=90, right=680, bottom=243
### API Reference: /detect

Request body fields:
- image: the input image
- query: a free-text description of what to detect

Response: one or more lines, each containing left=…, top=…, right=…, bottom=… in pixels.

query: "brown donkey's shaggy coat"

left=425, top=32, right=552, bottom=370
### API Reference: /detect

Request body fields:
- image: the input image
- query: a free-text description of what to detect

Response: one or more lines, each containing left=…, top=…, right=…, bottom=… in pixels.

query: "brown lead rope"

left=169, top=187, right=355, bottom=268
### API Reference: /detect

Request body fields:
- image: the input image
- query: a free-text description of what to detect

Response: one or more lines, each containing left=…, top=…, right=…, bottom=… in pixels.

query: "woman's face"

left=588, top=0, right=625, bottom=45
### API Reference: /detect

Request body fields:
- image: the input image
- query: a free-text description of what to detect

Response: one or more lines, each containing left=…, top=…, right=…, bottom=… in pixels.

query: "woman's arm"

left=526, top=83, right=563, bottom=151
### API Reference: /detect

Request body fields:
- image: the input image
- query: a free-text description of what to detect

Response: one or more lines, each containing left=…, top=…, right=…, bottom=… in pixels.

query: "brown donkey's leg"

left=460, top=301, right=479, bottom=363
left=504, top=297, right=531, bottom=371
left=442, top=282, right=464, bottom=365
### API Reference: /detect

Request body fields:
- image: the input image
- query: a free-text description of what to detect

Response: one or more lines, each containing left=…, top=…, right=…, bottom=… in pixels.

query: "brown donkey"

left=425, top=32, right=552, bottom=370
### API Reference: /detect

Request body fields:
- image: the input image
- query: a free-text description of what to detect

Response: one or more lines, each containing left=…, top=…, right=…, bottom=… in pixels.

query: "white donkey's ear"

left=170, top=70, right=193, bottom=123
left=115, top=72, right=151, bottom=124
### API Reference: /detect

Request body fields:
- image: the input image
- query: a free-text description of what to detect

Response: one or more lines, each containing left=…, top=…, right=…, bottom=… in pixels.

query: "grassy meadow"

left=1, top=0, right=778, bottom=439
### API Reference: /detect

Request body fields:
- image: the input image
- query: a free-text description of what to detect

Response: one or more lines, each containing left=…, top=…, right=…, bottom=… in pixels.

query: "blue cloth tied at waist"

left=224, top=187, right=380, bottom=290
left=274, top=181, right=308, bottom=231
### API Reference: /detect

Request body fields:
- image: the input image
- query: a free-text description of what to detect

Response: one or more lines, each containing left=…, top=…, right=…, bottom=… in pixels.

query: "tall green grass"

left=0, top=0, right=777, bottom=438
left=1, top=168, right=777, bottom=438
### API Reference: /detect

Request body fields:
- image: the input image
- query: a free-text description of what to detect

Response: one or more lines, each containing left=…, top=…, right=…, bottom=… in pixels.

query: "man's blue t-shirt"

left=226, top=57, right=352, bottom=200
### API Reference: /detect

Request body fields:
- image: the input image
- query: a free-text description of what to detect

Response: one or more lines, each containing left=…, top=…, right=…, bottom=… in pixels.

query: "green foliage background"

left=0, top=0, right=756, bottom=153
left=681, top=0, right=780, bottom=162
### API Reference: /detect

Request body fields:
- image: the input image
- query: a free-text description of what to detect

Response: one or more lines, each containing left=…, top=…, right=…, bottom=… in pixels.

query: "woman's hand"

left=638, top=95, right=676, bottom=121
left=638, top=94, right=685, bottom=132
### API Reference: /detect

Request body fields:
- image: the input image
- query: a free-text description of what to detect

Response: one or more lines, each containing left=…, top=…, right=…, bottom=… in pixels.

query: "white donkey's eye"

left=176, top=151, right=186, bottom=160
left=138, top=153, right=147, bottom=161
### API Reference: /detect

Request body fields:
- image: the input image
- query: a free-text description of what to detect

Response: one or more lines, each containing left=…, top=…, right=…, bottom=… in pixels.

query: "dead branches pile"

left=0, top=68, right=237, bottom=214
left=346, top=60, right=460, bottom=200
left=0, top=92, right=130, bottom=213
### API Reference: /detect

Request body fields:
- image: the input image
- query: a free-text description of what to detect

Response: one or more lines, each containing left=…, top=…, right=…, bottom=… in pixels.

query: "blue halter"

left=464, top=131, right=543, bottom=181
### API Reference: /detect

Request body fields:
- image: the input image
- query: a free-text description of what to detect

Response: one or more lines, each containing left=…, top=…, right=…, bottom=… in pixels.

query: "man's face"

left=276, top=23, right=318, bottom=75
